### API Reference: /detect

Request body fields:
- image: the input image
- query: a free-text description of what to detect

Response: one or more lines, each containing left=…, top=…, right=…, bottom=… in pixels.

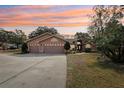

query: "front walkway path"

left=0, top=54, right=67, bottom=88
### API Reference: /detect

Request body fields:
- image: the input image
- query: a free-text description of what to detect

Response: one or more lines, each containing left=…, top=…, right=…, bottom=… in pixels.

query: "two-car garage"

left=44, top=45, right=64, bottom=54
left=27, top=33, right=66, bottom=54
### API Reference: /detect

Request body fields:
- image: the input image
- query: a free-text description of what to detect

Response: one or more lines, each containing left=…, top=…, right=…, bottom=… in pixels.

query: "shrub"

left=21, top=42, right=28, bottom=53
left=64, top=41, right=70, bottom=54
left=85, top=48, right=91, bottom=53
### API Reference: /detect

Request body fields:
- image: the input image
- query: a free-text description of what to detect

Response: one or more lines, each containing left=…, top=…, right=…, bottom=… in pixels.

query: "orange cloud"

left=0, top=21, right=91, bottom=27
left=0, top=6, right=93, bottom=27
left=58, top=8, right=94, bottom=17
left=9, top=8, right=93, bottom=20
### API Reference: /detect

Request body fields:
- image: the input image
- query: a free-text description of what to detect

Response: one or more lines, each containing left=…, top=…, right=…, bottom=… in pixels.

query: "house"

left=66, top=39, right=76, bottom=50
left=27, top=32, right=67, bottom=54
left=7, top=44, right=17, bottom=49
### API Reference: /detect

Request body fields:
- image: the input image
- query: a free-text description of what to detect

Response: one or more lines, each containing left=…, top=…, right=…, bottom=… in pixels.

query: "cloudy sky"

left=0, top=5, right=94, bottom=35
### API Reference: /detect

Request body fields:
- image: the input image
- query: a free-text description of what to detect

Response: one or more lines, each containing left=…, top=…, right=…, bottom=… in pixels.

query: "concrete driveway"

left=0, top=53, right=67, bottom=88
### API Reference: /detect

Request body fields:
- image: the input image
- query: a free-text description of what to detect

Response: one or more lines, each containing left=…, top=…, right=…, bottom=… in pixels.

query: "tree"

left=75, top=32, right=91, bottom=43
left=88, top=5, right=124, bottom=63
left=28, top=26, right=58, bottom=39
left=64, top=41, right=70, bottom=54
left=14, top=29, right=27, bottom=48
left=0, top=29, right=9, bottom=49
left=0, top=29, right=8, bottom=43
left=0, top=28, right=27, bottom=49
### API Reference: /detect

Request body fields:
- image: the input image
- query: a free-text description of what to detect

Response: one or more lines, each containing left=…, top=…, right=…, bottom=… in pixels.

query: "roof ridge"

left=27, top=32, right=53, bottom=42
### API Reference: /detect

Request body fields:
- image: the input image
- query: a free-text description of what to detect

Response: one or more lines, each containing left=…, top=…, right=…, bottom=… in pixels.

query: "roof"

left=27, top=32, right=67, bottom=43
left=38, top=35, right=67, bottom=43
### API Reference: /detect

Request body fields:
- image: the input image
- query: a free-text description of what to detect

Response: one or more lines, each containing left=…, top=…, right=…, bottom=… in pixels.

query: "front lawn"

left=67, top=53, right=124, bottom=88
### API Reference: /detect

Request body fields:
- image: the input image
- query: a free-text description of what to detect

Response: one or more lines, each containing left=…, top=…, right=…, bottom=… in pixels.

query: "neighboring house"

left=27, top=32, right=67, bottom=54
left=66, top=39, right=76, bottom=50
left=7, top=44, right=17, bottom=49
left=85, top=43, right=91, bottom=48
left=0, top=43, right=17, bottom=50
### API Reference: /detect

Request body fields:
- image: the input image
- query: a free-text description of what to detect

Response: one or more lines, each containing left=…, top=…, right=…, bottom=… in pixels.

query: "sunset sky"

left=0, top=5, right=94, bottom=35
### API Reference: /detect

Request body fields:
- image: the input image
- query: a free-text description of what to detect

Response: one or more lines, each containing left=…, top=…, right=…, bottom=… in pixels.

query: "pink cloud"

left=0, top=6, right=93, bottom=27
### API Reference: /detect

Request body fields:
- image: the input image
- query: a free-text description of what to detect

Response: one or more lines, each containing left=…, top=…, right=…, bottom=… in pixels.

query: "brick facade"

left=27, top=33, right=66, bottom=54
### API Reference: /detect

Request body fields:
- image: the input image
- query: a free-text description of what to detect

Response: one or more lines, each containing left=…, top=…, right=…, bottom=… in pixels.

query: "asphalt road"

left=0, top=53, right=66, bottom=88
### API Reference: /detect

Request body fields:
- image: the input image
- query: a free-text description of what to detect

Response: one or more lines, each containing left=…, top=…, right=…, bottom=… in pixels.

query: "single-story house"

left=27, top=32, right=67, bottom=54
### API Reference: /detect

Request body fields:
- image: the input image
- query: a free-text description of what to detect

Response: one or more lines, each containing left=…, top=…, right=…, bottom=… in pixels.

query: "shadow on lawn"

left=92, top=59, right=124, bottom=74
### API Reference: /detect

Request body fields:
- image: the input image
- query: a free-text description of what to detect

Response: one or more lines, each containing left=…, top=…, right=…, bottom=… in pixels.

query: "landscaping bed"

left=0, top=49, right=21, bottom=54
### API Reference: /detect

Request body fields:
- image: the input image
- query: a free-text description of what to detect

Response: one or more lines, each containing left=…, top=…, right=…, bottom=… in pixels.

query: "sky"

left=0, top=5, right=94, bottom=35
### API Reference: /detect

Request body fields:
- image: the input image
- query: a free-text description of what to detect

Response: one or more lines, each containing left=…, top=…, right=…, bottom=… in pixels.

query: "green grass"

left=67, top=53, right=124, bottom=88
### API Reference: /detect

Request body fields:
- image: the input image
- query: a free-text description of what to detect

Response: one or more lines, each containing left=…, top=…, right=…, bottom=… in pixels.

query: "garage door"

left=44, top=46, right=64, bottom=54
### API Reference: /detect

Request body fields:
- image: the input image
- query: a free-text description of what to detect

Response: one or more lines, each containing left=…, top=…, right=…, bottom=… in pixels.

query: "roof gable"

left=38, top=35, right=67, bottom=43
left=27, top=32, right=66, bottom=43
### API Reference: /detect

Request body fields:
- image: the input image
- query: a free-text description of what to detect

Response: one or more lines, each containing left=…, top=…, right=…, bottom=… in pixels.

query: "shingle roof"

left=27, top=32, right=67, bottom=43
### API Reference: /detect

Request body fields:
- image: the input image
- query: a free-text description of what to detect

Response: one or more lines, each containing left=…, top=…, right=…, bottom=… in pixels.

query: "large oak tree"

left=28, top=26, right=58, bottom=39
left=88, top=5, right=124, bottom=63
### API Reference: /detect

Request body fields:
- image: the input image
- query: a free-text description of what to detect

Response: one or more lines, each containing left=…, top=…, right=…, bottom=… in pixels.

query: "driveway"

left=0, top=53, right=67, bottom=88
